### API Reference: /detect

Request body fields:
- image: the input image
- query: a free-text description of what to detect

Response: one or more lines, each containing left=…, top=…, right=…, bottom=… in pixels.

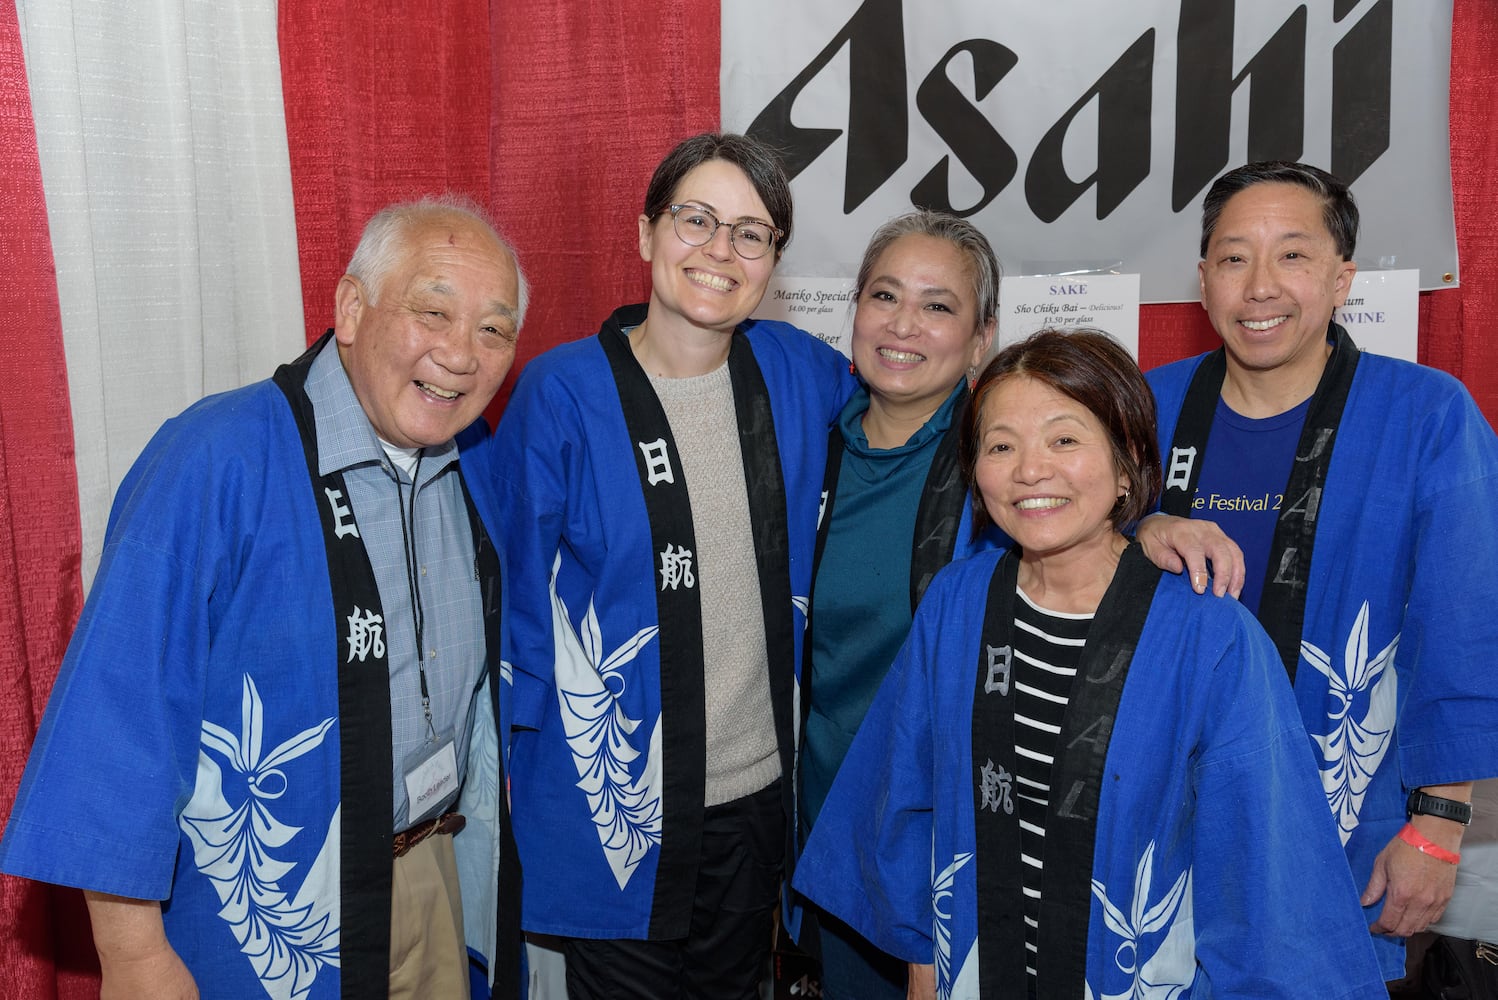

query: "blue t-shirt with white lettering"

left=1192, top=396, right=1310, bottom=613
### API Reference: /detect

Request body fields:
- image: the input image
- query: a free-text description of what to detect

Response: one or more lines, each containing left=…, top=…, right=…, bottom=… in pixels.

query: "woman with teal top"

left=796, top=213, right=1241, bottom=999
left=799, top=210, right=1003, bottom=999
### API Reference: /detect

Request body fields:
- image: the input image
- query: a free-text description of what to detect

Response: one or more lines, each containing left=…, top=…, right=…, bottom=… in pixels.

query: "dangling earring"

left=849, top=360, right=857, bottom=376
left=966, top=365, right=977, bottom=392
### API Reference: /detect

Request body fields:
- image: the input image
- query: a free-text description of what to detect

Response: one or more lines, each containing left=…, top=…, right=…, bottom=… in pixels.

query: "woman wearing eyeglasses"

left=469, top=133, right=852, bottom=999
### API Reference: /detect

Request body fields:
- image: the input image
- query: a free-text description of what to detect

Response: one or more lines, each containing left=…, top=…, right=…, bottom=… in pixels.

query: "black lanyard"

left=395, top=451, right=436, bottom=743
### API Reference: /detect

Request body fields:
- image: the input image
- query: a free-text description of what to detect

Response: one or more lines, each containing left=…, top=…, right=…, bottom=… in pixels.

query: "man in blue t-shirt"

left=1143, top=160, right=1498, bottom=981
left=1185, top=394, right=1308, bottom=613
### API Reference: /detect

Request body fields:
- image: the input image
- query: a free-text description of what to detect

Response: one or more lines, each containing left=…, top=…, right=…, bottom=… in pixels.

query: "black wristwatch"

left=1406, top=789, right=1473, bottom=826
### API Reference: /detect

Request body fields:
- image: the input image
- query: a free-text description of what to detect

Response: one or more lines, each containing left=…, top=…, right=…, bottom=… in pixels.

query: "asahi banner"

left=722, top=0, right=1457, bottom=303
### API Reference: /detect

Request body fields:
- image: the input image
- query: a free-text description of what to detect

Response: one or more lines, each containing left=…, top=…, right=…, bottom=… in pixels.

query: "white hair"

left=345, top=193, right=529, bottom=327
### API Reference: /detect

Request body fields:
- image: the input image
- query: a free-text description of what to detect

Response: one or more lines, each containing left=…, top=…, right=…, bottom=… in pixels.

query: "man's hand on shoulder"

left=1135, top=513, right=1245, bottom=598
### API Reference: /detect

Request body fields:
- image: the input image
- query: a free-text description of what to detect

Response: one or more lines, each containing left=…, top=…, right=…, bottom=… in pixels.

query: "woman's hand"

left=1135, top=513, right=1245, bottom=598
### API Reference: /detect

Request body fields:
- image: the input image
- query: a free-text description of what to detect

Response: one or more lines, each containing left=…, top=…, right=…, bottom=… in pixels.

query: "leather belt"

left=392, top=811, right=466, bottom=859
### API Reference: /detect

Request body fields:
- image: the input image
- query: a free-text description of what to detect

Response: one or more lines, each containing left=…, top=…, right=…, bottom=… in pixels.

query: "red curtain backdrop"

left=0, top=3, right=96, bottom=998
left=278, top=1, right=720, bottom=419
left=278, top=0, right=498, bottom=349
left=1416, top=0, right=1498, bottom=404
left=3, top=2, right=1496, bottom=996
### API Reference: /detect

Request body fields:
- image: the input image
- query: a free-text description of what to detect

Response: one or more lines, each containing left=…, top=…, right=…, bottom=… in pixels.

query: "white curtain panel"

left=15, top=0, right=304, bottom=588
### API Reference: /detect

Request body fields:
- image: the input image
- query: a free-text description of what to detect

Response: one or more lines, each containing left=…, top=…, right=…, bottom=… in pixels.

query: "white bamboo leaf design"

left=242, top=675, right=264, bottom=769
left=1093, top=880, right=1133, bottom=939
left=180, top=674, right=338, bottom=999
left=1301, top=643, right=1335, bottom=686
left=1344, top=603, right=1371, bottom=689
left=1137, top=870, right=1189, bottom=936
left=947, top=939, right=979, bottom=1000
left=598, top=626, right=660, bottom=676
left=1300, top=601, right=1399, bottom=842
left=250, top=803, right=304, bottom=850
left=933, top=852, right=972, bottom=997
left=202, top=720, right=243, bottom=768
left=1091, top=842, right=1195, bottom=999
left=548, top=552, right=663, bottom=889
left=260, top=719, right=336, bottom=771
left=1131, top=841, right=1155, bottom=929
left=580, top=597, right=604, bottom=669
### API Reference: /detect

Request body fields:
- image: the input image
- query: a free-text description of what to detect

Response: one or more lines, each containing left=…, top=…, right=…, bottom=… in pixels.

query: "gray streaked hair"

left=854, top=210, right=1002, bottom=331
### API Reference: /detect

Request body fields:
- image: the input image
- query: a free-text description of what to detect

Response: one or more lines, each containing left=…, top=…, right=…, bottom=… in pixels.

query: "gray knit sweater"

left=650, top=363, right=781, bottom=807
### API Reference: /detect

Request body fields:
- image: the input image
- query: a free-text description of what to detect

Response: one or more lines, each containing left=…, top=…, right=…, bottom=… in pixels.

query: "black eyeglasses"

left=665, top=204, right=783, bottom=260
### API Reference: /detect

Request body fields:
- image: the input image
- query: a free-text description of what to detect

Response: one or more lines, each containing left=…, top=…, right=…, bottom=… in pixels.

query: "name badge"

left=403, top=732, right=459, bottom=826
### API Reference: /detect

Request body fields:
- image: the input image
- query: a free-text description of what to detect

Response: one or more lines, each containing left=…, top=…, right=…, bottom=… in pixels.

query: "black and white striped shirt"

left=1012, top=588, right=1093, bottom=995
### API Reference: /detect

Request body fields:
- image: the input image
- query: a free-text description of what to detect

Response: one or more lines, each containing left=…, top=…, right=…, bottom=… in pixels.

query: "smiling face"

left=851, top=233, right=994, bottom=415
left=1199, top=181, right=1357, bottom=395
left=974, top=375, right=1129, bottom=565
left=638, top=158, right=779, bottom=336
left=334, top=214, right=520, bottom=449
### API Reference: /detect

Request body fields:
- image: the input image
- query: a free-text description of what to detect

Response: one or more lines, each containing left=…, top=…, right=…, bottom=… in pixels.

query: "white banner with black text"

left=722, top=0, right=1456, bottom=303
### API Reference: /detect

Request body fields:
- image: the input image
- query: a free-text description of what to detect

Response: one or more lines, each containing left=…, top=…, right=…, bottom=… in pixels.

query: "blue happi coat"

left=794, top=548, right=1386, bottom=999
left=1149, top=333, right=1498, bottom=976
left=467, top=305, right=852, bottom=938
left=0, top=342, right=516, bottom=1000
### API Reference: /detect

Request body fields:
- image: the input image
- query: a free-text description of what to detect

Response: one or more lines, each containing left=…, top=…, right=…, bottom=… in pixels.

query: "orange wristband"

left=1397, top=823, right=1461, bottom=865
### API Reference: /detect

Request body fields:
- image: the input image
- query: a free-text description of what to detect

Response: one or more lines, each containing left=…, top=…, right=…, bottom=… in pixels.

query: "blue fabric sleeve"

left=0, top=393, right=275, bottom=898
left=1395, top=385, right=1498, bottom=787
left=1189, top=605, right=1385, bottom=999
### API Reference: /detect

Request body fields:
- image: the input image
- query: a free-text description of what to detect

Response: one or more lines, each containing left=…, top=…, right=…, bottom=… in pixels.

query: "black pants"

left=562, top=780, right=784, bottom=1000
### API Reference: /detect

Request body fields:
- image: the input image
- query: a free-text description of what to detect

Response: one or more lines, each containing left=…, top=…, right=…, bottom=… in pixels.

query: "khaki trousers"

left=389, top=831, right=468, bottom=999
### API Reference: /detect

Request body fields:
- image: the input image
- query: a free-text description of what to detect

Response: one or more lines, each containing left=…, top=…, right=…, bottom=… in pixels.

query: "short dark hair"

left=959, top=328, right=1161, bottom=535
left=641, top=132, right=794, bottom=258
left=854, top=210, right=1002, bottom=331
left=1200, top=160, right=1359, bottom=260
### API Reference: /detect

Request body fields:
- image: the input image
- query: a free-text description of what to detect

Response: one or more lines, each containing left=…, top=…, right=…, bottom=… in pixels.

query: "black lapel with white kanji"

left=599, top=307, right=706, bottom=937
left=272, top=332, right=392, bottom=1000
left=1160, top=324, right=1361, bottom=680
left=972, top=544, right=1160, bottom=999
left=598, top=306, right=789, bottom=940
